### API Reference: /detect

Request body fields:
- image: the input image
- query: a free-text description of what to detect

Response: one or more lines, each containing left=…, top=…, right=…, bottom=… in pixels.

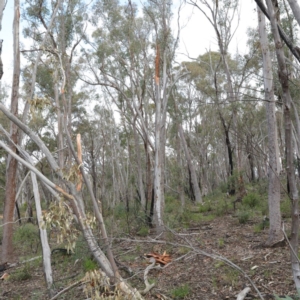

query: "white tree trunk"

left=154, top=45, right=164, bottom=234
left=265, top=0, right=300, bottom=289
left=257, top=6, right=282, bottom=246
left=31, top=173, right=53, bottom=294
left=287, top=0, right=300, bottom=27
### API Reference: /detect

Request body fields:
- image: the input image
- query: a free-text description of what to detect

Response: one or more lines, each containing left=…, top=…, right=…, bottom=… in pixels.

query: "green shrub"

left=13, top=223, right=39, bottom=252
left=242, top=192, right=260, bottom=208
left=281, top=197, right=291, bottom=218
left=10, top=264, right=31, bottom=281
left=171, top=284, right=190, bottom=299
left=83, top=258, right=98, bottom=272
left=198, top=202, right=212, bottom=213
left=137, top=226, right=149, bottom=236
left=237, top=210, right=250, bottom=224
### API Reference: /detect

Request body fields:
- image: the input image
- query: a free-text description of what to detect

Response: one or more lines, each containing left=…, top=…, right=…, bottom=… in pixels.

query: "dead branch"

left=115, top=236, right=264, bottom=300
left=237, top=287, right=251, bottom=300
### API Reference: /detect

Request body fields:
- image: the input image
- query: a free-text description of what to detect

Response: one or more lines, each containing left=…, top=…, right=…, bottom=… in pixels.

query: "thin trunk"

left=176, top=133, right=185, bottom=210
left=54, top=70, right=64, bottom=169
left=133, top=123, right=146, bottom=209
left=265, top=0, right=300, bottom=288
left=2, top=0, right=20, bottom=262
left=31, top=173, right=53, bottom=296
left=257, top=6, right=283, bottom=246
left=0, top=0, right=6, bottom=31
left=154, top=45, right=164, bottom=234
left=286, top=0, right=300, bottom=28
left=178, top=124, right=202, bottom=204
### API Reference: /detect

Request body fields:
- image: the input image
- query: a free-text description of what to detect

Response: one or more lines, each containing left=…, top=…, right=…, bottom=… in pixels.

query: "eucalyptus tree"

left=2, top=0, right=20, bottom=263
left=265, top=0, right=300, bottom=288
left=257, top=6, right=282, bottom=247
left=81, top=0, right=181, bottom=233
left=178, top=47, right=260, bottom=194
left=187, top=0, right=248, bottom=196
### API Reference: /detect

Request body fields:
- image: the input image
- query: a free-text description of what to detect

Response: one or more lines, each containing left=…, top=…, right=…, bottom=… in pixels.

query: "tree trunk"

left=31, top=173, right=53, bottom=296
left=265, top=0, right=300, bottom=288
left=133, top=123, right=146, bottom=210
left=0, top=0, right=5, bottom=31
left=287, top=0, right=300, bottom=27
left=257, top=6, right=283, bottom=246
left=176, top=134, right=185, bottom=210
left=2, top=0, right=20, bottom=263
left=153, top=45, right=164, bottom=234
left=178, top=124, right=202, bottom=204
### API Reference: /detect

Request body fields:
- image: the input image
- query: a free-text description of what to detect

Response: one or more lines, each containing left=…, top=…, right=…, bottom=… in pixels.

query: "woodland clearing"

left=0, top=188, right=296, bottom=300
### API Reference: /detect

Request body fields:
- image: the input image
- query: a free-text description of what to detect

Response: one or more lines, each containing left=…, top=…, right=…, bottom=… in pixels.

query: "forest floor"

left=0, top=209, right=296, bottom=300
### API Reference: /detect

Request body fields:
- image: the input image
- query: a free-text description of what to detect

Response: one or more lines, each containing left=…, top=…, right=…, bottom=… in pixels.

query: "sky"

left=0, top=0, right=257, bottom=89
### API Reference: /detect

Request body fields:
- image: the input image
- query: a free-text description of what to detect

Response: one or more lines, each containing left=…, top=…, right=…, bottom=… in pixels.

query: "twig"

left=141, top=257, right=156, bottom=295
left=115, top=236, right=264, bottom=300
left=50, top=280, right=87, bottom=300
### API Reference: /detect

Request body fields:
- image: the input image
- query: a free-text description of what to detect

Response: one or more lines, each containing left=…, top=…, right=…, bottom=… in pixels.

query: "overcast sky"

left=0, top=0, right=257, bottom=88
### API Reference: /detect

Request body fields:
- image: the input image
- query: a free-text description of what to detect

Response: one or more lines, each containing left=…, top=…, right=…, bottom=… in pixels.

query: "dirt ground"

left=0, top=215, right=296, bottom=300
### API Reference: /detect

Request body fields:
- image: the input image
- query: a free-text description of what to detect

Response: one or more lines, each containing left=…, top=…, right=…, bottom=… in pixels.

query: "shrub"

left=198, top=202, right=212, bottom=213
left=13, top=223, right=39, bottom=252
left=83, top=258, right=98, bottom=272
left=242, top=192, right=260, bottom=208
left=171, top=284, right=190, bottom=299
left=237, top=210, right=250, bottom=224
left=137, top=226, right=149, bottom=236
left=10, top=264, right=31, bottom=281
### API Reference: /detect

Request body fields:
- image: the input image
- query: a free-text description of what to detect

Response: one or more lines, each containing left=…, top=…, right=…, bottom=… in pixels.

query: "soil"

left=0, top=215, right=296, bottom=300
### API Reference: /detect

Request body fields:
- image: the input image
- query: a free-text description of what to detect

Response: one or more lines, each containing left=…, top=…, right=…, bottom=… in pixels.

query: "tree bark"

left=287, top=0, right=300, bottom=28
left=178, top=124, right=202, bottom=204
left=154, top=44, right=164, bottom=234
left=265, top=0, right=300, bottom=288
left=31, top=173, right=53, bottom=296
left=2, top=0, right=20, bottom=263
left=0, top=0, right=6, bottom=31
left=257, top=6, right=283, bottom=246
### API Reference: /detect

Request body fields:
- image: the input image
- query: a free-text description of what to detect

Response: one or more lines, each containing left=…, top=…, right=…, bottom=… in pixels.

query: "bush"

left=242, top=192, right=260, bottom=208
left=137, top=226, right=149, bottom=236
left=171, top=284, right=190, bottom=299
left=10, top=264, right=31, bottom=281
left=237, top=210, right=250, bottom=224
left=83, top=258, right=98, bottom=272
left=13, top=223, right=40, bottom=252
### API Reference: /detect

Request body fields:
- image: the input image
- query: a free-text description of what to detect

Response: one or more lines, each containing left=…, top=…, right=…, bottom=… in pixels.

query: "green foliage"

left=83, top=258, right=98, bottom=272
left=218, top=238, right=225, bottom=248
left=281, top=197, right=291, bottom=218
left=13, top=223, right=40, bottom=252
left=242, top=192, right=260, bottom=208
left=236, top=210, right=250, bottom=224
left=165, top=195, right=179, bottom=214
left=137, top=226, right=149, bottom=236
left=171, top=284, right=190, bottom=299
left=198, top=201, right=212, bottom=213
left=10, top=264, right=32, bottom=281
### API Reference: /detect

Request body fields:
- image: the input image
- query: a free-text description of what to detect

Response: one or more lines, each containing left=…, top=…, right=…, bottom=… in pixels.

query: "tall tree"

left=2, top=0, right=20, bottom=262
left=257, top=6, right=282, bottom=247
left=265, top=0, right=300, bottom=288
